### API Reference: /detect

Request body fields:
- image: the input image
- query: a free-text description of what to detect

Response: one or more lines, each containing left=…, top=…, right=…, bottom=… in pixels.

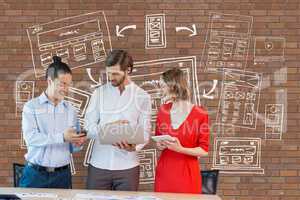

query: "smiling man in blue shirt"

left=19, top=56, right=86, bottom=189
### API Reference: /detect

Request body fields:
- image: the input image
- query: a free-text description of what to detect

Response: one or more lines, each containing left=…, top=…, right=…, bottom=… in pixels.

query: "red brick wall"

left=1, top=0, right=300, bottom=199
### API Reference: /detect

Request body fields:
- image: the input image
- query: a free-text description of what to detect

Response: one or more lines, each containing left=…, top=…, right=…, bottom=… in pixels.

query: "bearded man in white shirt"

left=84, top=50, right=151, bottom=191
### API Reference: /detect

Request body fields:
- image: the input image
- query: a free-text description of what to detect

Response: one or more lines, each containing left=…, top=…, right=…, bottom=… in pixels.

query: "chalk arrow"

left=203, top=80, right=218, bottom=99
left=176, top=24, right=197, bottom=37
left=86, top=68, right=102, bottom=88
left=116, top=25, right=137, bottom=37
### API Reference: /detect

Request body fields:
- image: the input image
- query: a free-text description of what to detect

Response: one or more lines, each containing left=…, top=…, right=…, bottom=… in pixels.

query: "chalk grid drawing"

left=27, top=10, right=112, bottom=78
left=212, top=137, right=264, bottom=174
left=145, top=14, right=166, bottom=49
left=265, top=104, right=284, bottom=140
left=64, top=87, right=92, bottom=127
left=83, top=139, right=95, bottom=167
left=254, top=36, right=286, bottom=64
left=137, top=149, right=157, bottom=185
left=216, top=69, right=262, bottom=129
left=15, top=81, right=35, bottom=118
left=201, top=12, right=253, bottom=72
left=132, top=56, right=200, bottom=128
left=70, top=153, right=76, bottom=175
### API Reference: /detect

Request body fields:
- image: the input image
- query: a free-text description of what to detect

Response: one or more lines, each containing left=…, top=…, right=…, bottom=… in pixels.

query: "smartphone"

left=77, top=129, right=87, bottom=137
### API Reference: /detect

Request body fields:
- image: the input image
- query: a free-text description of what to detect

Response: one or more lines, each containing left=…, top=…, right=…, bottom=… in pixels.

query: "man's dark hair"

left=105, top=49, right=133, bottom=73
left=45, top=56, right=72, bottom=80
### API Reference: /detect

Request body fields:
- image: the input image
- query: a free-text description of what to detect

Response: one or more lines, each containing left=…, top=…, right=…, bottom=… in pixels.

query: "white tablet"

left=98, top=122, right=145, bottom=145
left=151, top=135, right=175, bottom=142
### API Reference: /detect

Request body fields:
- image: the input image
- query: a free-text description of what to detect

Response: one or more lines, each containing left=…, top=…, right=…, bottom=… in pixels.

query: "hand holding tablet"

left=151, top=135, right=176, bottom=143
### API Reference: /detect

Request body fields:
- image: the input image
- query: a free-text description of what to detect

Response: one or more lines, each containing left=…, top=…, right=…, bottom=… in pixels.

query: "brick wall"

left=0, top=0, right=300, bottom=199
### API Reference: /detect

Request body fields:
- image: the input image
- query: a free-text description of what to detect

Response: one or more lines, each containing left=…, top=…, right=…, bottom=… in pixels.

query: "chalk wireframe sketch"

left=212, top=137, right=264, bottom=174
left=26, top=11, right=112, bottom=78
left=201, top=12, right=253, bottom=72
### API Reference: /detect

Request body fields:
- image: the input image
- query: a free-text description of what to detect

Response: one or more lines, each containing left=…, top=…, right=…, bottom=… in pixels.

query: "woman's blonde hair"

left=161, top=68, right=191, bottom=101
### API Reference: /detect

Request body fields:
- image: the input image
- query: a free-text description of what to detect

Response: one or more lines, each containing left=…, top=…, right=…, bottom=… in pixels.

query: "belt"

left=26, top=161, right=70, bottom=173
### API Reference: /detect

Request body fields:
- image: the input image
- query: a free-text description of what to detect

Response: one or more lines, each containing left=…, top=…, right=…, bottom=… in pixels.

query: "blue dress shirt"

left=22, top=92, right=80, bottom=167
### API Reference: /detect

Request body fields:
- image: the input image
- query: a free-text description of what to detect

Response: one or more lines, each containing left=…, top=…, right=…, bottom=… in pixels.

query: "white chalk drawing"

left=212, top=137, right=264, bottom=174
left=254, top=36, right=286, bottom=64
left=202, top=12, right=253, bottom=72
left=137, top=149, right=157, bottom=185
left=15, top=81, right=35, bottom=117
left=64, top=87, right=92, bottom=127
left=132, top=56, right=200, bottom=124
left=116, top=24, right=137, bottom=37
left=175, top=24, right=197, bottom=37
left=145, top=14, right=166, bottom=49
left=86, top=68, right=102, bottom=88
left=27, top=11, right=112, bottom=78
left=20, top=132, right=26, bottom=149
left=70, top=153, right=76, bottom=175
left=216, top=69, right=262, bottom=129
left=265, top=104, right=284, bottom=140
left=202, top=80, right=218, bottom=99
left=83, top=139, right=95, bottom=167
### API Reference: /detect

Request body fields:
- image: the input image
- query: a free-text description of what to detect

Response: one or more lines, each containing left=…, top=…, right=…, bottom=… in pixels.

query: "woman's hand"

left=156, top=141, right=167, bottom=151
left=165, top=137, right=184, bottom=153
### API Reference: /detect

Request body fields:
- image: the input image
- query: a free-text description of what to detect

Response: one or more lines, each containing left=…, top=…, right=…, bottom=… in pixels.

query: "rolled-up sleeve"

left=22, top=102, right=64, bottom=147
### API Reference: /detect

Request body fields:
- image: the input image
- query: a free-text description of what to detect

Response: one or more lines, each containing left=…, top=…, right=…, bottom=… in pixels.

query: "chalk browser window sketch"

left=132, top=56, right=200, bottom=125
left=15, top=81, right=35, bottom=117
left=202, top=12, right=253, bottom=72
left=265, top=104, right=284, bottom=140
left=137, top=149, right=157, bottom=185
left=145, top=13, right=166, bottom=49
left=64, top=87, right=92, bottom=127
left=212, top=137, right=264, bottom=174
left=254, top=36, right=286, bottom=64
left=216, top=69, right=262, bottom=129
left=26, top=11, right=112, bottom=78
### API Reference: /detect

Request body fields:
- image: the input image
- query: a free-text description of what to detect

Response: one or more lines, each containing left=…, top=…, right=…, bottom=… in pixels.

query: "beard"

left=111, top=75, right=126, bottom=87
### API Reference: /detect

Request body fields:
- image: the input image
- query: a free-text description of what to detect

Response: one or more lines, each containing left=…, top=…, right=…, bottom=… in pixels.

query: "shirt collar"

left=38, top=92, right=67, bottom=107
left=109, top=81, right=135, bottom=91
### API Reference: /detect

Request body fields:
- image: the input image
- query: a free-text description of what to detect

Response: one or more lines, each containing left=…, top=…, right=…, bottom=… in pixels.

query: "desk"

left=0, top=187, right=221, bottom=200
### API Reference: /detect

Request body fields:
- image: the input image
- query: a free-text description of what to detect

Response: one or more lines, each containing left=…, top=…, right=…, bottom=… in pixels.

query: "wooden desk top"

left=0, top=187, right=222, bottom=200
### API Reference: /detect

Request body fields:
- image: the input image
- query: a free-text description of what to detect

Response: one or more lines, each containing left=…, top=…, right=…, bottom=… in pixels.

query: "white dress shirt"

left=84, top=81, right=151, bottom=170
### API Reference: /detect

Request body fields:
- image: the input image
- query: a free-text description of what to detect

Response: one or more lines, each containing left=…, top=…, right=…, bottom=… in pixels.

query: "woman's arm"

left=163, top=138, right=208, bottom=157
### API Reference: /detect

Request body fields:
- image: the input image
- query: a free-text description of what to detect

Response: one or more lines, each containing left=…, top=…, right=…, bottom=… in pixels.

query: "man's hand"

left=113, top=140, right=136, bottom=152
left=63, top=128, right=86, bottom=144
left=106, top=120, right=129, bottom=126
left=73, top=132, right=87, bottom=147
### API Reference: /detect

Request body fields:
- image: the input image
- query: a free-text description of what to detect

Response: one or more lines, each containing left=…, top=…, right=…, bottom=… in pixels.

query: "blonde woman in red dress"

left=154, top=68, right=210, bottom=194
